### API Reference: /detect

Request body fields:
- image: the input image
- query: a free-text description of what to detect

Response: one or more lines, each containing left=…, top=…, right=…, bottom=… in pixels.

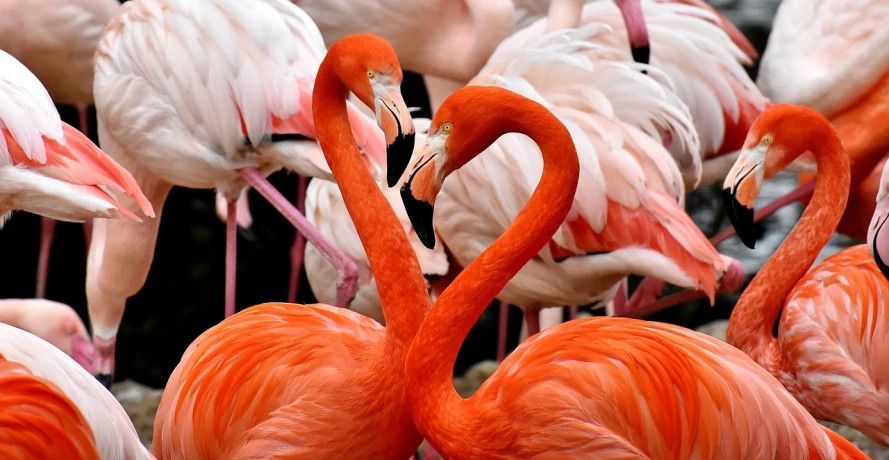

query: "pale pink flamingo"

left=304, top=118, right=449, bottom=323
left=0, top=0, right=121, bottom=298
left=153, top=33, right=428, bottom=459
left=399, top=85, right=867, bottom=459
left=723, top=103, right=889, bottom=453
left=87, top=0, right=413, bottom=387
left=0, top=322, right=153, bottom=459
left=869, top=159, right=889, bottom=279
left=0, top=298, right=94, bottom=372
left=423, top=26, right=742, bottom=360
left=711, top=0, right=889, bottom=249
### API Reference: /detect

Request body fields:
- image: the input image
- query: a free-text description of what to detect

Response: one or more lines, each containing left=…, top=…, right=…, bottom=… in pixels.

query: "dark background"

left=0, top=0, right=778, bottom=389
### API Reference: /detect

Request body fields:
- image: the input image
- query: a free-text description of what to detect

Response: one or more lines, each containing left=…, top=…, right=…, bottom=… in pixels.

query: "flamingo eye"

left=762, top=135, right=773, bottom=145
left=441, top=123, right=453, bottom=134
left=366, top=70, right=375, bottom=79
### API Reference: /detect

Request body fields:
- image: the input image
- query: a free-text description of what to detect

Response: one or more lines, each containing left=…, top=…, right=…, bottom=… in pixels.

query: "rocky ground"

left=116, top=318, right=888, bottom=459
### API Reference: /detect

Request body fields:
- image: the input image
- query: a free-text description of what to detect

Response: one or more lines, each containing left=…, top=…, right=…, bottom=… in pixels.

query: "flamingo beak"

left=401, top=145, right=442, bottom=249
left=614, top=0, right=651, bottom=65
left=868, top=163, right=889, bottom=280
left=375, top=86, right=416, bottom=187
left=722, top=146, right=767, bottom=249
left=70, top=335, right=96, bottom=373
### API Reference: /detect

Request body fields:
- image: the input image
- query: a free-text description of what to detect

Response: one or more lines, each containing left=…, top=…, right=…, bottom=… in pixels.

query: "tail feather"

left=821, top=425, right=870, bottom=460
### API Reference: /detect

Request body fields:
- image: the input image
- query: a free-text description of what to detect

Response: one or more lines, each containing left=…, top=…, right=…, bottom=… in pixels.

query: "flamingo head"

left=722, top=103, right=836, bottom=249
left=868, top=160, right=889, bottom=280
left=401, top=86, right=531, bottom=249
left=331, top=34, right=416, bottom=187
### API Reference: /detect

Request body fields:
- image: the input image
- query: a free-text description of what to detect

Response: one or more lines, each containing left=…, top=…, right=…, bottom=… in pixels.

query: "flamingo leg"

left=422, top=441, right=441, bottom=460
left=624, top=278, right=667, bottom=312
left=82, top=218, right=93, bottom=248
left=238, top=168, right=358, bottom=307
left=610, top=279, right=628, bottom=316
left=225, top=198, right=238, bottom=318
left=35, top=217, right=55, bottom=298
left=568, top=306, right=578, bottom=320
left=524, top=309, right=541, bottom=338
left=286, top=175, right=309, bottom=303
left=496, top=301, right=508, bottom=362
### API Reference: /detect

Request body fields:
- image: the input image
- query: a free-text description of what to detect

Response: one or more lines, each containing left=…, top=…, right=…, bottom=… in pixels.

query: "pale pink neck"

left=726, top=136, right=849, bottom=372
left=405, top=109, right=579, bottom=448
left=0, top=300, right=24, bottom=328
left=312, top=59, right=430, bottom=359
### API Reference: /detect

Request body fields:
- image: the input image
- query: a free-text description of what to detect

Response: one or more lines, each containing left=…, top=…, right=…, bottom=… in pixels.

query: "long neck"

left=726, top=137, right=850, bottom=372
left=545, top=0, right=583, bottom=32
left=312, top=62, right=430, bottom=359
left=405, top=116, right=579, bottom=446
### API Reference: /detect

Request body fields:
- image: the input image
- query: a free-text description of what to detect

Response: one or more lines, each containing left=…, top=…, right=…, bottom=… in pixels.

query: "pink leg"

left=287, top=175, right=309, bottom=303
left=225, top=198, right=238, bottom=318
left=77, top=107, right=90, bottom=138
left=524, top=309, right=541, bottom=338
left=422, top=441, right=441, bottom=460
left=624, top=278, right=667, bottom=312
left=93, top=335, right=116, bottom=389
left=239, top=168, right=358, bottom=307
left=496, top=301, right=508, bottom=362
left=710, top=180, right=816, bottom=246
left=35, top=217, right=55, bottom=298
left=568, top=306, right=578, bottom=320
left=83, top=218, right=93, bottom=249
left=611, top=279, right=629, bottom=316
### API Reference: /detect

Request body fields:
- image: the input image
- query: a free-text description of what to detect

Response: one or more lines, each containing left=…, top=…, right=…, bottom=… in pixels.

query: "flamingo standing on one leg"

left=152, top=34, right=429, bottom=459
left=722, top=103, right=889, bottom=452
left=0, top=0, right=121, bottom=298
left=398, top=85, right=867, bottom=459
left=87, top=0, right=411, bottom=387
left=427, top=25, right=742, bottom=357
left=304, top=118, right=449, bottom=323
left=0, top=299, right=94, bottom=372
left=710, top=0, right=889, bottom=248
left=0, top=355, right=100, bottom=459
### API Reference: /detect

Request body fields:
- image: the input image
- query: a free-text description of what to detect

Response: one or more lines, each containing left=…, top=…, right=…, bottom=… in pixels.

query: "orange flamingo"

left=722, top=103, right=889, bottom=452
left=152, top=34, right=428, bottom=459
left=0, top=355, right=100, bottom=460
left=398, top=85, right=867, bottom=459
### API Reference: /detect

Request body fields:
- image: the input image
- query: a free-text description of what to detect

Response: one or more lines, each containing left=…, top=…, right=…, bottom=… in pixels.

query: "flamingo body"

left=0, top=355, right=100, bottom=460
left=0, top=298, right=95, bottom=372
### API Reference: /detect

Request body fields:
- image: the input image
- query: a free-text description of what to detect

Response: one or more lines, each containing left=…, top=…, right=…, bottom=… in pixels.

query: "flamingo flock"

left=0, top=0, right=886, bottom=458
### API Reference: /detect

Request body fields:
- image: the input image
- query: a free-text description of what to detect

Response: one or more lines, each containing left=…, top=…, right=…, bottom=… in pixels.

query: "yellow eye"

left=441, top=123, right=453, bottom=133
left=762, top=135, right=773, bottom=145
left=366, top=69, right=375, bottom=79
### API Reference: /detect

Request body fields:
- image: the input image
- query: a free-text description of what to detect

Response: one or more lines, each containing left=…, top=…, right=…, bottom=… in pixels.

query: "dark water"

left=0, top=0, right=858, bottom=387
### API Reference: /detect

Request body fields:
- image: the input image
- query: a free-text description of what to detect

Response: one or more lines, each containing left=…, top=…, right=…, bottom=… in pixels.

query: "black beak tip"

left=96, top=373, right=113, bottom=389
left=631, top=44, right=651, bottom=66
left=872, top=221, right=889, bottom=282
left=721, top=188, right=757, bottom=250
left=400, top=183, right=436, bottom=249
left=386, top=131, right=416, bottom=188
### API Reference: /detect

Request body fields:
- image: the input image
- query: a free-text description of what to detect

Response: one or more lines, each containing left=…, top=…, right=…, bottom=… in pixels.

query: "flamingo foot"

left=93, top=335, right=116, bottom=390
left=71, top=336, right=96, bottom=374
left=225, top=198, right=238, bottom=318
left=496, top=301, right=508, bottom=362
left=35, top=217, right=56, bottom=298
left=239, top=168, right=358, bottom=308
left=287, top=175, right=309, bottom=304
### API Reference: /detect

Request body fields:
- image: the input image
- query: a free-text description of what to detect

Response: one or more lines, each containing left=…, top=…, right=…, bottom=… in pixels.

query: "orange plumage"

left=0, top=355, right=99, bottom=460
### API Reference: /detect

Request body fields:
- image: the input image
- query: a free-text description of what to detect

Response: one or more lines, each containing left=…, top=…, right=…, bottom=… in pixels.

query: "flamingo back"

left=0, top=323, right=152, bottom=459
left=460, top=317, right=847, bottom=458
left=779, top=245, right=889, bottom=444
left=757, top=0, right=889, bottom=118
left=0, top=355, right=100, bottom=460
left=92, top=0, right=385, bottom=190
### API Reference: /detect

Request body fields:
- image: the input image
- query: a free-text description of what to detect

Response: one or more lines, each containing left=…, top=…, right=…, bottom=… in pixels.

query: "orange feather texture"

left=153, top=34, right=430, bottom=459
left=0, top=354, right=99, bottom=460
left=403, top=89, right=867, bottom=458
left=727, top=104, right=889, bottom=446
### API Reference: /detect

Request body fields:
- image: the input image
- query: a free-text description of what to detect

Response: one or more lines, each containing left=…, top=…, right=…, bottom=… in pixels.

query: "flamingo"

left=869, top=159, right=889, bottom=280
left=304, top=118, right=449, bottom=324
left=425, top=25, right=742, bottom=359
left=722, top=103, right=889, bottom=452
left=398, top=85, right=867, bottom=459
left=86, top=0, right=413, bottom=387
left=0, top=355, right=100, bottom=459
left=710, top=0, right=889, bottom=247
left=0, top=322, right=153, bottom=459
left=152, top=33, right=426, bottom=458
left=0, top=0, right=121, bottom=298
left=0, top=298, right=94, bottom=372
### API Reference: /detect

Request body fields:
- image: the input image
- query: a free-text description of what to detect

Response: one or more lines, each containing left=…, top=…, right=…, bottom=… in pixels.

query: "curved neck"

left=727, top=136, right=849, bottom=372
left=405, top=114, right=579, bottom=446
left=0, top=300, right=24, bottom=328
left=312, top=59, right=430, bottom=359
left=545, top=0, right=583, bottom=32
